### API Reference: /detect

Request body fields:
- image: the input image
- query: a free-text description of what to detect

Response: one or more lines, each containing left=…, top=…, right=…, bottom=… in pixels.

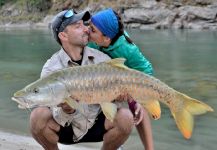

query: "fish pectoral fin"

left=141, top=100, right=161, bottom=120
left=64, top=97, right=84, bottom=114
left=100, top=102, right=117, bottom=122
left=105, top=58, right=129, bottom=70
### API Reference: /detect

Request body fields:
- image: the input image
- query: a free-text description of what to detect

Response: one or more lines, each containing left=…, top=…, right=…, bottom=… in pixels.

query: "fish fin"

left=100, top=102, right=117, bottom=122
left=172, top=109, right=193, bottom=139
left=142, top=100, right=161, bottom=120
left=64, top=97, right=84, bottom=114
left=105, top=58, right=129, bottom=69
left=179, top=93, right=214, bottom=115
left=172, top=92, right=214, bottom=139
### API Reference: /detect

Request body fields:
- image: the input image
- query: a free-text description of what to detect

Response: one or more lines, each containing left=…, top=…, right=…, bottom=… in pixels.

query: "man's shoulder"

left=51, top=49, right=64, bottom=59
left=43, top=50, right=62, bottom=66
left=40, top=49, right=64, bottom=78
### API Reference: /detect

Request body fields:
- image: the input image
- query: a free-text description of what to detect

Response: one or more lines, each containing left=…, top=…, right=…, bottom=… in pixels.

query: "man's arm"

left=40, top=55, right=78, bottom=127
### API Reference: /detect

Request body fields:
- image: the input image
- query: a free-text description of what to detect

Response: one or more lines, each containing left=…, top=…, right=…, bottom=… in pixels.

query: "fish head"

left=12, top=74, right=68, bottom=109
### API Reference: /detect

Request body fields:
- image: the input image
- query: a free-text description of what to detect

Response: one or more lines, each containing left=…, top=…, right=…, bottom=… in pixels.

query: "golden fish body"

left=12, top=58, right=213, bottom=139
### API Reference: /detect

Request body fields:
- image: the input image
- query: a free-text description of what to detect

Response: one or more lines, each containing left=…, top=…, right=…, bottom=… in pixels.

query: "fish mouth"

left=11, top=97, right=29, bottom=109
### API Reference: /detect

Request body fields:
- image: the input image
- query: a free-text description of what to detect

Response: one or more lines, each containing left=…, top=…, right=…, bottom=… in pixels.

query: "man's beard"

left=71, top=34, right=89, bottom=47
left=82, top=34, right=89, bottom=45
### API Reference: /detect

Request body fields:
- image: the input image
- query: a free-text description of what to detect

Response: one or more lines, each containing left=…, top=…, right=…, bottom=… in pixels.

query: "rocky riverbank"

left=0, top=0, right=217, bottom=29
left=123, top=1, right=217, bottom=30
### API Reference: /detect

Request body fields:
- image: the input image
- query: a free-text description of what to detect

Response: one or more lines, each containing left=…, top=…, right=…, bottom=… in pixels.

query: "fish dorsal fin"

left=105, top=58, right=129, bottom=69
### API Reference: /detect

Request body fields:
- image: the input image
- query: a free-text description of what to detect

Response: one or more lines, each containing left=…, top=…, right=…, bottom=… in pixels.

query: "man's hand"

left=57, top=102, right=75, bottom=114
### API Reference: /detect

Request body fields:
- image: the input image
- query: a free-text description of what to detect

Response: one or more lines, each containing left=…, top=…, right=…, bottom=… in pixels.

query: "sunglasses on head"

left=64, top=10, right=74, bottom=18
left=58, top=10, right=76, bottom=32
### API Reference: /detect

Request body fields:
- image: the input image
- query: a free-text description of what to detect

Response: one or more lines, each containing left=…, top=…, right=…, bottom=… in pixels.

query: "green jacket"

left=88, top=35, right=153, bottom=75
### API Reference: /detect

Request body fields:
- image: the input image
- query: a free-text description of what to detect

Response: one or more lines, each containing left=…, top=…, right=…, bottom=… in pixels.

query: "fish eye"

left=33, top=88, right=39, bottom=94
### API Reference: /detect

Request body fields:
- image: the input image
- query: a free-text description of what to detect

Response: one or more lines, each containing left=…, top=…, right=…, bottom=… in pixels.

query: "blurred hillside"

left=1, top=0, right=140, bottom=23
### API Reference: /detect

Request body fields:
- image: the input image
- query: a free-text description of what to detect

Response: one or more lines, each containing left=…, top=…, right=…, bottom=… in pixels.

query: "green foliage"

left=0, top=0, right=8, bottom=6
left=22, top=0, right=52, bottom=12
left=0, top=0, right=6, bottom=6
left=0, top=0, right=17, bottom=6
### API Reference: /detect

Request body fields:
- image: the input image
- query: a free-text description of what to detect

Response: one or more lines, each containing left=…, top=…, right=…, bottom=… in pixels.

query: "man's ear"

left=58, top=32, right=68, bottom=43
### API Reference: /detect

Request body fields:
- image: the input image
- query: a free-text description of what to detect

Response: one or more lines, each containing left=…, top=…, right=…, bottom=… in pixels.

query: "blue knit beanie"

left=91, top=8, right=119, bottom=39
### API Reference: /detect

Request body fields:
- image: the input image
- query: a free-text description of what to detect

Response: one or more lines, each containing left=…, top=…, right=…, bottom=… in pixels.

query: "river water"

left=0, top=28, right=216, bottom=150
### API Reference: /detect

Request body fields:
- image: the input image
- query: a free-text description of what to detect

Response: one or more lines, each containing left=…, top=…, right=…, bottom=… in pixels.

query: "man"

left=29, top=9, right=134, bottom=150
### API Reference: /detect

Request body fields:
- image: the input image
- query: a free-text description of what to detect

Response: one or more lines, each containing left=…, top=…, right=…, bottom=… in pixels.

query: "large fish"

left=12, top=58, right=213, bottom=139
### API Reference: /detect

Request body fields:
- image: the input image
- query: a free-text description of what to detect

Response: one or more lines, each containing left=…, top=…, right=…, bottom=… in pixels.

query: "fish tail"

left=171, top=92, right=213, bottom=139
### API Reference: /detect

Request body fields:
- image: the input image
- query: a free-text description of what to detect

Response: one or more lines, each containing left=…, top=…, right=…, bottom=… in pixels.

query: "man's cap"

left=51, top=9, right=90, bottom=45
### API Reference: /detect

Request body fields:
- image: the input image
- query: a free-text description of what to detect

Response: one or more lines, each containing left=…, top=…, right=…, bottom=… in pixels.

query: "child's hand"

left=133, top=103, right=144, bottom=125
left=128, top=98, right=144, bottom=125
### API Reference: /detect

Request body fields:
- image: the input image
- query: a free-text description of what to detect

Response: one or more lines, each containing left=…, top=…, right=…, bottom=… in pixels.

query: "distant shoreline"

left=0, top=20, right=50, bottom=29
left=0, top=15, right=54, bottom=29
